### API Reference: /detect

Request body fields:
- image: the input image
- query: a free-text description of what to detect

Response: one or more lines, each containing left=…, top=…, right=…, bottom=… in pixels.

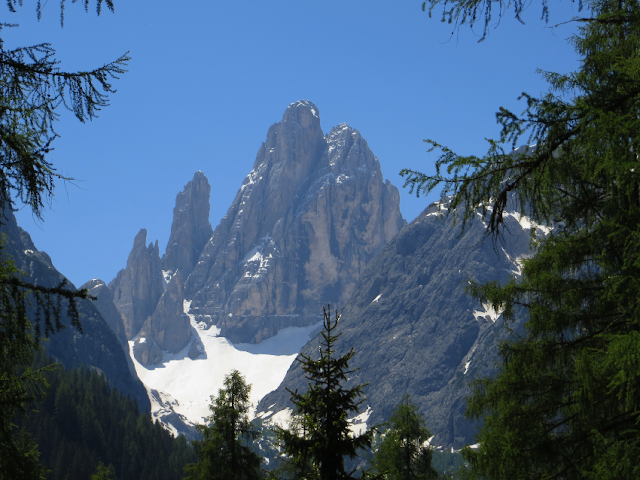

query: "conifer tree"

left=276, top=306, right=376, bottom=480
left=183, top=370, right=262, bottom=480
left=403, top=0, right=640, bottom=478
left=372, top=396, right=438, bottom=480
left=90, top=462, right=117, bottom=480
left=0, top=1, right=128, bottom=476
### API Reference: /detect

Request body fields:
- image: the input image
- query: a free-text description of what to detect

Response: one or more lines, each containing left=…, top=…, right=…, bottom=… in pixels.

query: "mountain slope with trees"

left=0, top=1, right=137, bottom=476
left=401, top=0, right=640, bottom=477
left=258, top=197, right=537, bottom=448
left=16, top=350, right=195, bottom=480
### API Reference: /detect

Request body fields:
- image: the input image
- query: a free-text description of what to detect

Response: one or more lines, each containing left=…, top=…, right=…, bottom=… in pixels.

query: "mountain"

left=107, top=172, right=213, bottom=367
left=161, top=170, right=213, bottom=281
left=107, top=99, right=405, bottom=364
left=185, top=100, right=406, bottom=344
left=0, top=207, right=150, bottom=411
left=257, top=200, right=548, bottom=448
left=109, top=229, right=165, bottom=341
left=133, top=271, right=192, bottom=366
left=94, top=100, right=406, bottom=435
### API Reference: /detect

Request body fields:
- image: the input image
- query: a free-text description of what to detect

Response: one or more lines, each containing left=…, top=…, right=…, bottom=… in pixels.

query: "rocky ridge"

left=109, top=229, right=164, bottom=341
left=257, top=200, right=544, bottom=448
left=185, top=100, right=406, bottom=344
left=161, top=171, right=213, bottom=281
left=133, top=271, right=191, bottom=366
left=100, top=100, right=405, bottom=369
left=104, top=172, right=213, bottom=366
left=0, top=207, right=149, bottom=410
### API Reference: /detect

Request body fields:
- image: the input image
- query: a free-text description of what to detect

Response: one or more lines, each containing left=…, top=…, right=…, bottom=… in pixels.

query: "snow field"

left=129, top=301, right=321, bottom=428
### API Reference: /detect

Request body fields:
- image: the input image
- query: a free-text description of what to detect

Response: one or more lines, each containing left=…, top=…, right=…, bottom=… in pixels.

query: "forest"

left=3, top=0, right=640, bottom=478
left=15, top=350, right=195, bottom=480
left=12, top=309, right=462, bottom=480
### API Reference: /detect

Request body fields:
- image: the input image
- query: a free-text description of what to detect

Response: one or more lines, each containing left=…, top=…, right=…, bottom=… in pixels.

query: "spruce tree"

left=183, top=370, right=262, bottom=480
left=90, top=462, right=117, bottom=480
left=372, top=396, right=438, bottom=480
left=403, top=0, right=640, bottom=478
left=276, top=306, right=376, bottom=480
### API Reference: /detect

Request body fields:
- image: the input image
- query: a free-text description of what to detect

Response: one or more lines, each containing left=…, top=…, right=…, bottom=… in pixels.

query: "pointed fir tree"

left=372, top=395, right=438, bottom=480
left=403, top=0, right=640, bottom=478
left=183, top=370, right=262, bottom=480
left=275, top=306, right=376, bottom=480
left=90, top=462, right=117, bottom=480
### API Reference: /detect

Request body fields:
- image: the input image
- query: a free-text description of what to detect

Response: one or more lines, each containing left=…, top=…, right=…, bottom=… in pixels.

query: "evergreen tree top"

left=278, top=306, right=377, bottom=480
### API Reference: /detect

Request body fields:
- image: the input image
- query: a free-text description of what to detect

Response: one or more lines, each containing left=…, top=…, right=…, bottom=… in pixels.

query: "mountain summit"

left=95, top=101, right=405, bottom=433
left=185, top=100, right=406, bottom=343
left=161, top=171, right=213, bottom=281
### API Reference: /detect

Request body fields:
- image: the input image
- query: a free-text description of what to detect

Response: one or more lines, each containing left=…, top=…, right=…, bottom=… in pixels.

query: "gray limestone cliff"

left=161, top=171, right=213, bottom=281
left=82, top=279, right=128, bottom=347
left=258, top=200, right=542, bottom=448
left=185, top=100, right=406, bottom=344
left=133, top=272, right=192, bottom=366
left=109, top=229, right=164, bottom=340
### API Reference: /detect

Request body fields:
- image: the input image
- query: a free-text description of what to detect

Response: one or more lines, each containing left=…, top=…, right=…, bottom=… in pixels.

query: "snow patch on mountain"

left=349, top=406, right=372, bottom=436
left=261, top=407, right=293, bottom=430
left=473, top=302, right=503, bottom=323
left=129, top=302, right=320, bottom=433
left=464, top=361, right=471, bottom=374
left=504, top=210, right=551, bottom=235
left=502, top=247, right=528, bottom=277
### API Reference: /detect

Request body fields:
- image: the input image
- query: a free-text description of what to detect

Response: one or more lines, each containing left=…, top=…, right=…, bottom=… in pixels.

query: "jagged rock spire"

left=185, top=100, right=406, bottom=343
left=161, top=171, right=213, bottom=281
left=109, top=229, right=164, bottom=339
left=133, top=271, right=191, bottom=366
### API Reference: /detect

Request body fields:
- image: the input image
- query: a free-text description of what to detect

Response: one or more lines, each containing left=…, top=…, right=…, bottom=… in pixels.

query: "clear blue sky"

left=5, top=1, right=581, bottom=288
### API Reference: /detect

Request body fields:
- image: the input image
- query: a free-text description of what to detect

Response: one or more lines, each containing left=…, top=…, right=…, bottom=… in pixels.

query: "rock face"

left=133, top=272, right=192, bottom=366
left=258, top=201, right=544, bottom=448
left=105, top=173, right=213, bottom=367
left=132, top=337, right=163, bottom=366
left=80, top=278, right=141, bottom=379
left=109, top=229, right=164, bottom=340
left=185, top=100, right=406, bottom=344
left=0, top=206, right=149, bottom=411
left=161, top=171, right=213, bottom=281
left=82, top=279, right=128, bottom=347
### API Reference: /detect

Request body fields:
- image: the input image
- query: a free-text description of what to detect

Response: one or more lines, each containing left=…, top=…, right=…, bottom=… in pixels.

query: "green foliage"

left=0, top=240, right=95, bottom=479
left=430, top=450, right=466, bottom=478
left=404, top=0, right=640, bottom=478
left=184, top=369, right=262, bottom=480
left=0, top=24, right=129, bottom=217
left=90, top=462, right=118, bottom=480
left=15, top=349, right=196, bottom=480
left=372, top=395, right=438, bottom=480
left=6, top=0, right=115, bottom=25
left=0, top=2, right=128, bottom=476
left=420, top=0, right=555, bottom=41
left=275, top=306, right=376, bottom=480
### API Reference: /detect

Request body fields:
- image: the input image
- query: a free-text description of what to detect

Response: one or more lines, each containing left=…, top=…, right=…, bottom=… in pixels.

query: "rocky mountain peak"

left=161, top=171, right=213, bottom=280
left=184, top=101, right=406, bottom=344
left=132, top=228, right=159, bottom=256
left=109, top=228, right=164, bottom=340
left=244, top=100, right=325, bottom=205
left=133, top=271, right=191, bottom=366
left=281, top=100, right=321, bottom=129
